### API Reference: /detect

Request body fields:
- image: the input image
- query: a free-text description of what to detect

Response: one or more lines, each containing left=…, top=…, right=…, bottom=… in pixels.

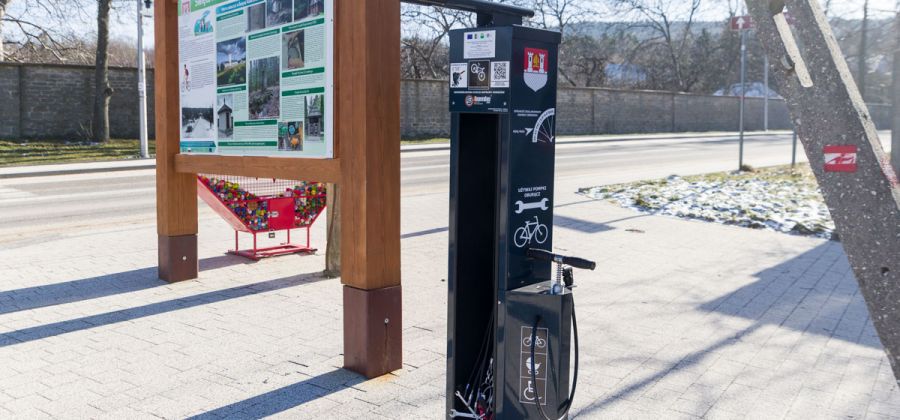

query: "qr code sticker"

left=491, top=61, right=510, bottom=88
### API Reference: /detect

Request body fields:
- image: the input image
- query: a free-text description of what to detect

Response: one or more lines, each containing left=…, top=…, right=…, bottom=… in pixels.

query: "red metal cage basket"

left=197, top=174, right=327, bottom=260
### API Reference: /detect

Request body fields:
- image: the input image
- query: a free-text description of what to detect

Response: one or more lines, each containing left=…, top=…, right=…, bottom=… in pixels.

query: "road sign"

left=732, top=13, right=795, bottom=31
left=731, top=16, right=754, bottom=31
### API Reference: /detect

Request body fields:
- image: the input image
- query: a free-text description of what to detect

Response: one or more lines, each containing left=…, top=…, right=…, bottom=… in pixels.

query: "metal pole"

left=791, top=129, right=798, bottom=168
left=739, top=29, right=746, bottom=171
left=764, top=54, right=769, bottom=131
left=137, top=0, right=149, bottom=159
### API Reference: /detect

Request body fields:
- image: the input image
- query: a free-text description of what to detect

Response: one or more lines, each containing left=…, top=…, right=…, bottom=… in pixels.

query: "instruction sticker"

left=463, top=30, right=496, bottom=59
left=450, top=63, right=468, bottom=88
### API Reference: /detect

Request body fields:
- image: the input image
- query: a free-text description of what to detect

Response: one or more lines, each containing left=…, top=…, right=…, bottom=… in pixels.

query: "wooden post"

left=336, top=0, right=402, bottom=378
left=155, top=0, right=198, bottom=282
left=154, top=0, right=402, bottom=378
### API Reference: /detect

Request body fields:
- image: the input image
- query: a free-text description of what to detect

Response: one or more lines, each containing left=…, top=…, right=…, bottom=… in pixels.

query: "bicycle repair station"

left=157, top=0, right=594, bottom=417
left=420, top=1, right=597, bottom=418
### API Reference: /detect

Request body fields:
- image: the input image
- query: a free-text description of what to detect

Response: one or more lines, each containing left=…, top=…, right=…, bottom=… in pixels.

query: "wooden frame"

left=175, top=155, right=342, bottom=183
left=155, top=0, right=401, bottom=379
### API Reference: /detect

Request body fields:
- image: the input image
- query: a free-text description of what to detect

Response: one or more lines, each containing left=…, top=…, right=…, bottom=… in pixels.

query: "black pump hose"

left=530, top=303, right=578, bottom=420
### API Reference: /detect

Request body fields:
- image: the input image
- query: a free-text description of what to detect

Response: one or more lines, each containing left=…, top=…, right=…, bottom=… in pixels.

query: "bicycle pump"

left=431, top=1, right=595, bottom=418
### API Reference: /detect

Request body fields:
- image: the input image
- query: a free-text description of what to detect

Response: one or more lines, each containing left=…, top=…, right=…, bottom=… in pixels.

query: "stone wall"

left=0, top=64, right=890, bottom=140
left=403, top=80, right=893, bottom=138
left=0, top=63, right=156, bottom=140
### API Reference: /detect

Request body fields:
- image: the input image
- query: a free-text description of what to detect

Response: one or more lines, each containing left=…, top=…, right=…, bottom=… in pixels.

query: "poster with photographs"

left=177, top=0, right=333, bottom=158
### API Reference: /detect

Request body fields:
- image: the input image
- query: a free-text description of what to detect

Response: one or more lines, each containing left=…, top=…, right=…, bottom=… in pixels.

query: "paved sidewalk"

left=0, top=185, right=898, bottom=419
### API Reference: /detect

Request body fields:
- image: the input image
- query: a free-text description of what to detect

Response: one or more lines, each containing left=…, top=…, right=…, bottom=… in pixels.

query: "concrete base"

left=158, top=234, right=198, bottom=283
left=343, top=285, right=402, bottom=378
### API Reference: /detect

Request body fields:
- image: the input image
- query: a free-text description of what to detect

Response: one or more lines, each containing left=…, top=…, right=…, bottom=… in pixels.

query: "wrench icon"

left=515, top=198, right=550, bottom=214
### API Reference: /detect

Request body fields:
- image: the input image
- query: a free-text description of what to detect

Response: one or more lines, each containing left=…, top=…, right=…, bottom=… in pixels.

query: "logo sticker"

left=824, top=145, right=858, bottom=172
left=524, top=48, right=549, bottom=92
left=450, top=63, right=468, bottom=88
left=463, top=30, right=496, bottom=59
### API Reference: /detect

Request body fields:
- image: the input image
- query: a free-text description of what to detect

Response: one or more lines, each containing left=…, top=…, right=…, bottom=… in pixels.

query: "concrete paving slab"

left=0, top=185, right=898, bottom=419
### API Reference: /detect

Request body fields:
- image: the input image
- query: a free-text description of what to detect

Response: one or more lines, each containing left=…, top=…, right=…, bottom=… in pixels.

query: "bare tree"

left=611, top=0, right=703, bottom=92
left=0, top=0, right=88, bottom=62
left=0, top=0, right=8, bottom=60
left=512, top=0, right=606, bottom=86
left=400, top=4, right=471, bottom=79
left=94, top=0, right=113, bottom=142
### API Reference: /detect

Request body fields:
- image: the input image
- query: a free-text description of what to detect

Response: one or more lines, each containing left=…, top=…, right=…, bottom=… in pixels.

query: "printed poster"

left=178, top=0, right=334, bottom=158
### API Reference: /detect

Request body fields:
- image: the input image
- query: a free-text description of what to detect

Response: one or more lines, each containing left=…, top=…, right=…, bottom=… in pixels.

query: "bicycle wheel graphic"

left=514, top=227, right=529, bottom=248
left=532, top=108, right=556, bottom=143
left=534, top=224, right=549, bottom=244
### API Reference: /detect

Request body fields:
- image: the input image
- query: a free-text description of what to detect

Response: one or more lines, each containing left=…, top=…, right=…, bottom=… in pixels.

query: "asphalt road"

left=0, top=131, right=892, bottom=245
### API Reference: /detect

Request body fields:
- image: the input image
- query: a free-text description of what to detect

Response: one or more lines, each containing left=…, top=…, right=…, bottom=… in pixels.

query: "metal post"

left=739, top=29, right=747, bottom=171
left=764, top=54, right=769, bottom=131
left=791, top=129, right=798, bottom=168
left=137, top=0, right=149, bottom=159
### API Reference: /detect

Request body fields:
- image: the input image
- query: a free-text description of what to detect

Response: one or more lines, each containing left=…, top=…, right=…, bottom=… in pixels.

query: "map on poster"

left=177, top=0, right=333, bottom=158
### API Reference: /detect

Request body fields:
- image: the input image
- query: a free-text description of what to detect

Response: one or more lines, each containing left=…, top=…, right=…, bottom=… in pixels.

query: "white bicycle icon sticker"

left=514, top=216, right=549, bottom=248
left=522, top=334, right=546, bottom=349
left=471, top=62, right=487, bottom=82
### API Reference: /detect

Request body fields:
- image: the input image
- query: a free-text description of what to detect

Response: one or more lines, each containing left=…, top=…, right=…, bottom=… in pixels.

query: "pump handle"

left=527, top=248, right=597, bottom=271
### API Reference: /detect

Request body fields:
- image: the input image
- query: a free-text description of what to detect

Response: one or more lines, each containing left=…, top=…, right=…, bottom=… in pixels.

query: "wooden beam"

left=336, top=0, right=403, bottom=378
left=175, top=155, right=342, bottom=183
left=155, top=0, right=198, bottom=282
left=337, top=0, right=402, bottom=291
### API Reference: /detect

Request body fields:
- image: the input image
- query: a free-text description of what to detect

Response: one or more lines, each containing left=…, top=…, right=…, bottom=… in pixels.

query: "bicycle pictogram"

left=514, top=216, right=549, bottom=248
left=522, top=334, right=546, bottom=349
left=471, top=62, right=487, bottom=82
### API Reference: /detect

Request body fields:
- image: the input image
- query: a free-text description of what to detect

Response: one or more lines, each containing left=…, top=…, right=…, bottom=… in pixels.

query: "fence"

left=0, top=63, right=891, bottom=140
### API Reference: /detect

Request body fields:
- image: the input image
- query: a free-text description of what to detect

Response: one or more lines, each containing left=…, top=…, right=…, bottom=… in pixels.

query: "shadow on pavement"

left=554, top=214, right=614, bottom=234
left=0, top=272, right=329, bottom=347
left=401, top=227, right=449, bottom=239
left=576, top=324, right=761, bottom=416
left=187, top=369, right=365, bottom=419
left=576, top=242, right=876, bottom=416
left=698, top=242, right=877, bottom=348
left=0, top=255, right=250, bottom=317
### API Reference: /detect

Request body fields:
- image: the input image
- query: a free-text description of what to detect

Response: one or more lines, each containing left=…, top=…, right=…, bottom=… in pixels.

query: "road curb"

left=0, top=163, right=156, bottom=179
left=2, top=132, right=794, bottom=178
left=399, top=131, right=793, bottom=153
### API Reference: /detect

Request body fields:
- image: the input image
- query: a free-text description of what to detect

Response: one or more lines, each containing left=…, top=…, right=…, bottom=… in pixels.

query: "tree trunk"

left=857, top=0, right=869, bottom=100
left=893, top=11, right=900, bottom=178
left=93, top=0, right=113, bottom=142
left=324, top=183, right=341, bottom=278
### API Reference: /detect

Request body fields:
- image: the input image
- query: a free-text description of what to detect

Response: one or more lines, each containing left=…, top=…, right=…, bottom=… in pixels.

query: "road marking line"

left=0, top=186, right=36, bottom=199
left=0, top=187, right=157, bottom=204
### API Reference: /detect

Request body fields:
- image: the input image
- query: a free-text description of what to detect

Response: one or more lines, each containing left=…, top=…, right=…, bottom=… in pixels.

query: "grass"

left=400, top=137, right=449, bottom=146
left=0, top=136, right=447, bottom=167
left=0, top=139, right=155, bottom=167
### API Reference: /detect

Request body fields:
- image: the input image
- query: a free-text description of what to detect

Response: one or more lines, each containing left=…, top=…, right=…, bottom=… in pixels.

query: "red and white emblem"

left=824, top=145, right=858, bottom=172
left=524, top=48, right=549, bottom=92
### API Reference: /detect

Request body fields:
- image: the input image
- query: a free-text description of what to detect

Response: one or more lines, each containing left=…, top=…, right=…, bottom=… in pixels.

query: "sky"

left=5, top=0, right=899, bottom=49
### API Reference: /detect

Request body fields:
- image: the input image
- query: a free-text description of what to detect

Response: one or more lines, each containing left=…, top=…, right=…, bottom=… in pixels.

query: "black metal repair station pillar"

left=440, top=1, right=565, bottom=418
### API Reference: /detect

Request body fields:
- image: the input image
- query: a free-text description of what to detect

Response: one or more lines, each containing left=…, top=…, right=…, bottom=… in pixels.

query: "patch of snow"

left=580, top=171, right=835, bottom=239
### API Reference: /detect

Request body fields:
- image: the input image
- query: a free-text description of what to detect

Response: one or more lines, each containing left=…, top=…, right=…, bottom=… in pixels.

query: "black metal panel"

left=446, top=23, right=562, bottom=420
left=446, top=112, right=502, bottom=416
left=503, top=285, right=573, bottom=419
